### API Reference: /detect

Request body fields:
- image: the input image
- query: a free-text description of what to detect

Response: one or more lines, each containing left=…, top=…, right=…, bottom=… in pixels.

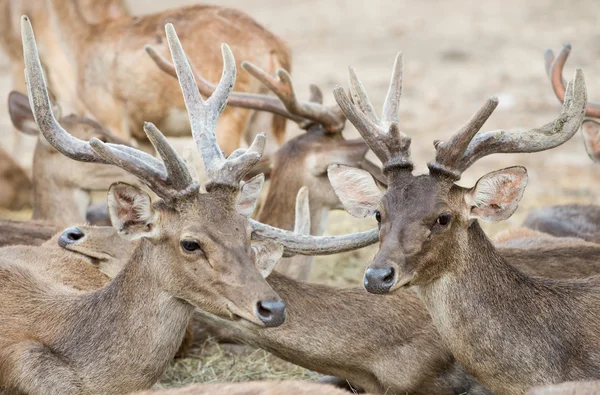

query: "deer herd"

left=1, top=1, right=600, bottom=395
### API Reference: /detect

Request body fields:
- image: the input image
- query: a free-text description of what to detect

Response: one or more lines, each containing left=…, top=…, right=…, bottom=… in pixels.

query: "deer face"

left=107, top=183, right=286, bottom=328
left=330, top=166, right=528, bottom=293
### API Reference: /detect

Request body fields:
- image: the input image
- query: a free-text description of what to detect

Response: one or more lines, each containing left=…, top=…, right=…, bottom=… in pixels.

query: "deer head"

left=545, top=44, right=600, bottom=164
left=328, top=52, right=587, bottom=293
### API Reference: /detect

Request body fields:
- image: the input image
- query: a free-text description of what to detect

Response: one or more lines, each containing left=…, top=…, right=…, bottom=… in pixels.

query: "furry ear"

left=328, top=164, right=382, bottom=218
left=294, top=187, right=311, bottom=235
left=252, top=239, right=284, bottom=278
left=236, top=174, right=264, bottom=218
left=582, top=120, right=600, bottom=163
left=465, top=166, right=528, bottom=222
left=107, top=183, right=159, bottom=240
left=8, top=91, right=38, bottom=135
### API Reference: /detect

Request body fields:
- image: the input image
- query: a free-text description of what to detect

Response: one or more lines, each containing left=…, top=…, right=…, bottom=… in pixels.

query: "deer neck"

left=31, top=153, right=88, bottom=227
left=54, top=239, right=194, bottom=392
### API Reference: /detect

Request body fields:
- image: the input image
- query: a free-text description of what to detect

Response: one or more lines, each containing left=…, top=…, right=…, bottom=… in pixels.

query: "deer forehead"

left=383, top=176, right=456, bottom=215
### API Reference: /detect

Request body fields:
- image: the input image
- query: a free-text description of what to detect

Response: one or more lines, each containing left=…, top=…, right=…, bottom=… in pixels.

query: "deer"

left=6, top=90, right=140, bottom=228
left=325, top=50, right=600, bottom=395
left=0, top=145, right=32, bottom=210
left=0, top=0, right=130, bottom=172
left=527, top=380, right=600, bottom=394
left=146, top=44, right=385, bottom=281
left=130, top=380, right=373, bottom=395
left=1, top=0, right=291, bottom=157
left=5, top=18, right=377, bottom=394
left=520, top=44, right=600, bottom=243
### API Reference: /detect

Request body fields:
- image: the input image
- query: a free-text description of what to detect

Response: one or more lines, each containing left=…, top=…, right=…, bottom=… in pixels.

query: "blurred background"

left=1, top=0, right=599, bottom=386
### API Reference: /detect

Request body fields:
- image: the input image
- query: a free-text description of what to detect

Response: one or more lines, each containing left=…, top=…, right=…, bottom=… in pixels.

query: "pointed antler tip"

left=563, top=43, right=572, bottom=51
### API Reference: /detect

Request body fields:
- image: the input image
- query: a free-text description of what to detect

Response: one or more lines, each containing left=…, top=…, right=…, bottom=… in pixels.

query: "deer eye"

left=436, top=214, right=452, bottom=226
left=181, top=240, right=202, bottom=253
left=375, top=210, right=381, bottom=223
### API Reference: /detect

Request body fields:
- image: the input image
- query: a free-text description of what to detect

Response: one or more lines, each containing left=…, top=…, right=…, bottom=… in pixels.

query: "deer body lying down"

left=2, top=0, right=291, bottom=154
left=329, top=51, right=600, bottom=394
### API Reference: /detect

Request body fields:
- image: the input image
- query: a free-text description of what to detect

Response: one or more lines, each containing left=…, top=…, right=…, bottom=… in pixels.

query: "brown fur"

left=524, top=204, right=600, bottom=244
left=0, top=219, right=60, bottom=247
left=0, top=147, right=32, bottom=210
left=0, top=0, right=291, bottom=155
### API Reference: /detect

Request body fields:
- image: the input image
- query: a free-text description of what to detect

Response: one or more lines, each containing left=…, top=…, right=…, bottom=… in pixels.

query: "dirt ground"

left=1, top=0, right=600, bottom=390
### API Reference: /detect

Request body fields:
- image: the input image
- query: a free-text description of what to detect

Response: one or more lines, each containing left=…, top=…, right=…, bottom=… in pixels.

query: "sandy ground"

left=1, top=0, right=600, bottom=388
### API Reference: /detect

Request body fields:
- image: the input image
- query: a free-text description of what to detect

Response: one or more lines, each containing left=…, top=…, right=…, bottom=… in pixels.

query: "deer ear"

left=236, top=174, right=264, bottom=218
left=328, top=164, right=382, bottom=218
left=107, top=182, right=159, bottom=240
left=466, top=166, right=528, bottom=222
left=582, top=120, right=600, bottom=163
left=252, top=239, right=283, bottom=278
left=8, top=91, right=38, bottom=135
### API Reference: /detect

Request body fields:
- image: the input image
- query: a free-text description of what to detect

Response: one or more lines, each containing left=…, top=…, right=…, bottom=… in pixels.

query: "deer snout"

left=364, top=265, right=397, bottom=294
left=255, top=299, right=286, bottom=327
left=58, top=227, right=86, bottom=248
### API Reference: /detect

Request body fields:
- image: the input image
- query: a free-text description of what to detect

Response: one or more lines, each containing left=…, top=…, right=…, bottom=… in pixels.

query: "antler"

left=164, top=24, right=265, bottom=187
left=146, top=45, right=345, bottom=133
left=21, top=16, right=197, bottom=201
left=545, top=45, right=600, bottom=118
left=333, top=53, right=412, bottom=175
left=428, top=69, right=587, bottom=179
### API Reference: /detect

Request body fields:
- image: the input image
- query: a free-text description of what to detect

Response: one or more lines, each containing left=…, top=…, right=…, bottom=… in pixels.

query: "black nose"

left=364, top=266, right=396, bottom=294
left=58, top=227, right=86, bottom=248
left=255, top=300, right=286, bottom=327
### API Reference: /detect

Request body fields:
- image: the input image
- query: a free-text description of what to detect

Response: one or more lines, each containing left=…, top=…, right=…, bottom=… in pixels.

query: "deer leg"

left=215, top=107, right=253, bottom=156
left=1, top=341, right=86, bottom=395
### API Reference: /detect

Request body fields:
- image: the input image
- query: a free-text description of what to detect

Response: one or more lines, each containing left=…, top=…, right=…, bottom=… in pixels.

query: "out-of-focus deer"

left=326, top=51, right=600, bottom=394
left=1, top=0, right=291, bottom=161
left=147, top=45, right=384, bottom=281
left=0, top=19, right=375, bottom=394
left=7, top=90, right=139, bottom=228
left=0, top=0, right=130, bottom=172
left=520, top=45, right=600, bottom=243
left=0, top=145, right=32, bottom=210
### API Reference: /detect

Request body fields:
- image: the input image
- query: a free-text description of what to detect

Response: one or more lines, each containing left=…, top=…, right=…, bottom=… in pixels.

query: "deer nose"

left=58, top=227, right=86, bottom=248
left=364, top=266, right=396, bottom=294
left=255, top=300, right=286, bottom=327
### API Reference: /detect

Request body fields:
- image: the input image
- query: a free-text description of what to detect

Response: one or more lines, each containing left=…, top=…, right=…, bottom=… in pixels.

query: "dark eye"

left=436, top=214, right=452, bottom=226
left=181, top=240, right=201, bottom=252
left=375, top=210, right=381, bottom=223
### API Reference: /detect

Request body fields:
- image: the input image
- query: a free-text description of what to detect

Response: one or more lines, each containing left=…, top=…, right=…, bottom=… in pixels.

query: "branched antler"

left=429, top=69, right=587, bottom=179
left=21, top=16, right=197, bottom=201
left=333, top=53, right=412, bottom=175
left=545, top=44, right=600, bottom=118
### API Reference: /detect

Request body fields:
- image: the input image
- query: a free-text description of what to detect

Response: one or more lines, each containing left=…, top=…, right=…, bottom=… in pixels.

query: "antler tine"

left=146, top=45, right=306, bottom=124
left=242, top=61, right=345, bottom=133
left=545, top=44, right=600, bottom=118
left=250, top=219, right=378, bottom=257
left=333, top=53, right=413, bottom=174
left=428, top=97, right=499, bottom=179
left=23, top=16, right=197, bottom=201
left=294, top=187, right=311, bottom=236
left=21, top=16, right=107, bottom=164
left=166, top=24, right=263, bottom=186
left=453, top=69, right=587, bottom=173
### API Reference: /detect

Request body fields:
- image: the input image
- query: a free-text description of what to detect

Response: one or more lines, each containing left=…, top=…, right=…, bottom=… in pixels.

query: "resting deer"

left=1, top=0, right=291, bottom=156
left=7, top=90, right=139, bottom=228
left=147, top=46, right=385, bottom=280
left=0, top=145, right=32, bottom=210
left=1, top=19, right=368, bottom=395
left=0, top=0, right=129, bottom=172
left=521, top=44, right=600, bottom=243
left=131, top=380, right=370, bottom=395
left=326, top=52, right=600, bottom=395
